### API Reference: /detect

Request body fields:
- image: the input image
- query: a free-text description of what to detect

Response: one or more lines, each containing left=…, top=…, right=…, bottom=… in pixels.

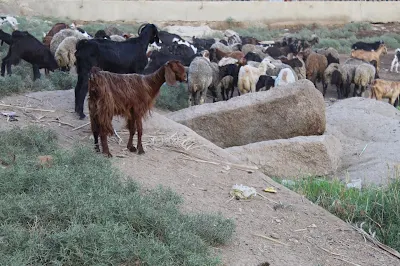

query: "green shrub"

left=156, top=82, right=189, bottom=111
left=276, top=176, right=400, bottom=252
left=48, top=70, right=78, bottom=90
left=0, top=126, right=235, bottom=265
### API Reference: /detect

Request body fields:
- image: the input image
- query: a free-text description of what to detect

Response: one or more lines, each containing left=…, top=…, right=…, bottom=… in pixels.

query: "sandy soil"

left=0, top=87, right=398, bottom=266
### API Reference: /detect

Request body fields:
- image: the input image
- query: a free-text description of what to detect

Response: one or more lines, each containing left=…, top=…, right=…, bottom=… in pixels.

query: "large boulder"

left=226, top=135, right=342, bottom=178
left=167, top=79, right=326, bottom=148
left=326, top=97, right=400, bottom=185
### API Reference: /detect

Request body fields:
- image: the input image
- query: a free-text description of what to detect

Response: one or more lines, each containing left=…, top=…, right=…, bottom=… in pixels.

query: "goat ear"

left=165, top=63, right=177, bottom=86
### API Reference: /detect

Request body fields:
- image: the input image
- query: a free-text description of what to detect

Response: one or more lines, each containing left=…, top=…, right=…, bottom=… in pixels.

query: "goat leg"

left=1, top=60, right=6, bottom=77
left=126, top=115, right=137, bottom=153
left=32, top=65, right=41, bottom=81
left=136, top=120, right=145, bottom=155
left=77, top=76, right=89, bottom=119
left=100, top=133, right=112, bottom=158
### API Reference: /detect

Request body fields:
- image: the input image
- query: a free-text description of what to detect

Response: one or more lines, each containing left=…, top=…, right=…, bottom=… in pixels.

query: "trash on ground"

left=230, top=184, right=257, bottom=200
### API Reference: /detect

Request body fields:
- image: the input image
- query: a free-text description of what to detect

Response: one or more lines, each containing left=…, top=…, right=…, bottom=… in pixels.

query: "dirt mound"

left=0, top=89, right=397, bottom=265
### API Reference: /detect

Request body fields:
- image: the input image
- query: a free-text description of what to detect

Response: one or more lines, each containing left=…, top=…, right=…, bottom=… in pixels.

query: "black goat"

left=218, top=63, right=241, bottom=99
left=192, top=36, right=215, bottom=51
left=351, top=40, right=384, bottom=51
left=256, top=75, right=275, bottom=92
left=0, top=29, right=11, bottom=46
left=143, top=50, right=197, bottom=75
left=244, top=52, right=262, bottom=62
left=241, top=36, right=260, bottom=45
left=158, top=42, right=195, bottom=58
left=280, top=57, right=303, bottom=68
left=94, top=30, right=111, bottom=39
left=158, top=30, right=186, bottom=46
left=1, top=30, right=58, bottom=81
left=74, top=23, right=160, bottom=119
left=265, top=43, right=298, bottom=58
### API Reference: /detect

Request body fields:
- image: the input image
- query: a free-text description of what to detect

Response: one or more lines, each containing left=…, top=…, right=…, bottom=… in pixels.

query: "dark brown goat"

left=88, top=60, right=187, bottom=157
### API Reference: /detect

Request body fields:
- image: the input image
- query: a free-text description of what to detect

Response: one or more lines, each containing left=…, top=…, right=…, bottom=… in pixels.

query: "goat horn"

left=137, top=23, right=148, bottom=35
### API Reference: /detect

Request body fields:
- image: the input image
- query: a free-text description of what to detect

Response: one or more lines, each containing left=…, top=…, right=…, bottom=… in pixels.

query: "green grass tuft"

left=276, top=176, right=400, bottom=252
left=0, top=126, right=235, bottom=265
left=155, top=82, right=189, bottom=111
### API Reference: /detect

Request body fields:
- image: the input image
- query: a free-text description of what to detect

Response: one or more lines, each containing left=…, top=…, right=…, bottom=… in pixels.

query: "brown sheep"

left=305, top=51, right=328, bottom=89
left=370, top=79, right=400, bottom=106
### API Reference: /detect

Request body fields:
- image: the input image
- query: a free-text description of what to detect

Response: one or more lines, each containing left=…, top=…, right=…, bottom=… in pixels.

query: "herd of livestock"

left=0, top=16, right=399, bottom=156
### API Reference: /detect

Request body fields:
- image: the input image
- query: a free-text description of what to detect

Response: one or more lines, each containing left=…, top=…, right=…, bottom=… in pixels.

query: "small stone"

left=270, top=233, right=280, bottom=239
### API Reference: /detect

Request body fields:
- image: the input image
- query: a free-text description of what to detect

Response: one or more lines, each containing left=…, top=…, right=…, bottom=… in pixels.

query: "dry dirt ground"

left=0, top=74, right=399, bottom=265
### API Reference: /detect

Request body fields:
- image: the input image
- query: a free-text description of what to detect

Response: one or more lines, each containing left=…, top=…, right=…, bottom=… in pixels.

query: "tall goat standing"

left=75, top=23, right=160, bottom=120
left=88, top=60, right=187, bottom=157
left=350, top=43, right=387, bottom=72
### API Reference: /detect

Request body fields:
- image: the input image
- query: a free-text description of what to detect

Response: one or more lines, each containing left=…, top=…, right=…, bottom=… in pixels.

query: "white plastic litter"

left=346, top=179, right=362, bottom=190
left=230, top=184, right=257, bottom=200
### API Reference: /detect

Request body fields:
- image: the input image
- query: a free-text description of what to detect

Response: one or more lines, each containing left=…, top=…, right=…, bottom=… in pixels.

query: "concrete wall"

left=5, top=0, right=400, bottom=23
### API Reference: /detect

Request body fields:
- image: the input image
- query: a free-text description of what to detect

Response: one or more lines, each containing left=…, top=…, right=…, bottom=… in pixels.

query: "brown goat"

left=88, top=60, right=187, bottom=157
left=370, top=79, right=400, bottom=106
left=215, top=48, right=244, bottom=61
left=351, top=44, right=387, bottom=72
left=305, top=52, right=328, bottom=89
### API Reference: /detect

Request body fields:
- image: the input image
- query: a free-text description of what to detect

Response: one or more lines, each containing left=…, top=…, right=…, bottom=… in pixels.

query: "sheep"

left=110, top=35, right=126, bottom=42
left=274, top=67, right=296, bottom=87
left=94, top=30, right=111, bottom=39
left=192, top=36, right=216, bottom=51
left=244, top=52, right=262, bottom=62
left=316, top=47, right=340, bottom=65
left=0, top=16, right=19, bottom=31
left=305, top=51, right=328, bottom=89
left=188, top=57, right=214, bottom=106
left=50, top=29, right=88, bottom=54
left=350, top=43, right=387, bottom=72
left=238, top=58, right=276, bottom=94
left=323, top=63, right=342, bottom=97
left=54, top=36, right=79, bottom=72
left=241, top=44, right=267, bottom=59
left=353, top=63, right=377, bottom=97
left=265, top=60, right=298, bottom=81
left=241, top=36, right=260, bottom=45
left=351, top=40, right=384, bottom=51
left=88, top=60, right=186, bottom=157
left=218, top=63, right=243, bottom=99
left=42, top=22, right=69, bottom=74
left=224, top=29, right=241, bottom=45
left=69, top=22, right=92, bottom=38
left=210, top=42, right=233, bottom=53
left=218, top=57, right=239, bottom=67
left=390, top=48, right=400, bottom=73
left=369, top=79, right=400, bottom=106
left=218, top=76, right=234, bottom=100
left=265, top=43, right=297, bottom=59
left=256, top=75, right=275, bottom=92
left=201, top=50, right=221, bottom=102
left=339, top=64, right=357, bottom=98
left=74, top=23, right=160, bottom=119
left=1, top=30, right=59, bottom=80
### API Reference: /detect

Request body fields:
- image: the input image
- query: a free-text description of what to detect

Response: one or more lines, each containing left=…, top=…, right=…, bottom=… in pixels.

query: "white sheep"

left=0, top=15, right=18, bottom=30
left=274, top=67, right=296, bottom=87
left=238, top=58, right=276, bottom=94
left=110, top=35, right=126, bottom=42
left=354, top=63, right=376, bottom=97
left=188, top=57, right=214, bottom=106
left=50, top=29, right=88, bottom=54
left=54, top=36, right=79, bottom=71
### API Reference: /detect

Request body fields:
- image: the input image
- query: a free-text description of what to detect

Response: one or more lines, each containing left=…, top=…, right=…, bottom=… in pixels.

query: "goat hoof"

left=138, top=149, right=145, bottom=155
left=128, top=146, right=137, bottom=152
left=103, top=152, right=112, bottom=158
left=79, top=113, right=86, bottom=120
left=95, top=146, right=100, bottom=153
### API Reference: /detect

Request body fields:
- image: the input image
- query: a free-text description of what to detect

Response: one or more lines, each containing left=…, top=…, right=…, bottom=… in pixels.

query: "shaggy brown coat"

left=370, top=79, right=400, bottom=106
left=88, top=60, right=187, bottom=157
left=305, top=52, right=328, bottom=89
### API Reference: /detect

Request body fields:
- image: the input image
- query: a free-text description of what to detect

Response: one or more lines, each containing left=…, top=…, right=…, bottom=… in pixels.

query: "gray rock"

left=167, top=79, right=326, bottom=148
left=326, top=97, right=400, bottom=185
left=225, top=135, right=342, bottom=178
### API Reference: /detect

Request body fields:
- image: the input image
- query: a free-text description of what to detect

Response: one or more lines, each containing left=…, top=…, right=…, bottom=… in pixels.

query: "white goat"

left=390, top=48, right=400, bottom=73
left=0, top=16, right=18, bottom=30
left=238, top=58, right=276, bottom=94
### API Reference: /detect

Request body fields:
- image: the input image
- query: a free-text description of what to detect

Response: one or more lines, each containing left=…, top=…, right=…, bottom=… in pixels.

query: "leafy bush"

left=0, top=126, right=235, bottom=265
left=156, top=82, right=189, bottom=111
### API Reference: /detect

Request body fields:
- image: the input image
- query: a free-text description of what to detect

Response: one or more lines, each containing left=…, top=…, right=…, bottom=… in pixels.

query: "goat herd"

left=0, top=16, right=398, bottom=157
